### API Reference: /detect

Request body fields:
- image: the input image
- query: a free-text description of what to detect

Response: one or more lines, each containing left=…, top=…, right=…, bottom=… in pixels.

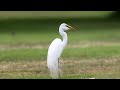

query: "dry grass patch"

left=0, top=56, right=120, bottom=79
left=60, top=56, right=120, bottom=79
left=0, top=60, right=49, bottom=79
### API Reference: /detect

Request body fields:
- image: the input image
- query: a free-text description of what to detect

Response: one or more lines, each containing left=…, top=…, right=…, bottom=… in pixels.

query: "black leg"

left=58, top=58, right=61, bottom=79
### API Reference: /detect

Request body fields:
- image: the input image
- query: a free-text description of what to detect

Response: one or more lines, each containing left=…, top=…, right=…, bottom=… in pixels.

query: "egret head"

left=59, top=23, right=75, bottom=31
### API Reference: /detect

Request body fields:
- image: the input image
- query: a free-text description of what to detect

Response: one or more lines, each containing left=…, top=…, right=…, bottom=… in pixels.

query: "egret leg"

left=58, top=58, right=61, bottom=79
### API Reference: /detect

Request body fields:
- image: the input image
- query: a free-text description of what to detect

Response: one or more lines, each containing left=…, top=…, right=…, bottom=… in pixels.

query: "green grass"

left=0, top=13, right=120, bottom=79
left=0, top=18, right=120, bottom=45
left=0, top=49, right=47, bottom=61
left=0, top=46, right=120, bottom=61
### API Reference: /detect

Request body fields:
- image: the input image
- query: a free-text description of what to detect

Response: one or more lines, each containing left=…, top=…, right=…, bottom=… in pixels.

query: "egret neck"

left=59, top=28, right=68, bottom=48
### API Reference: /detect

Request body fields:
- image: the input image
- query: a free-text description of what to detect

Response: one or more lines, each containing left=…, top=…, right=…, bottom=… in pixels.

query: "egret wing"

left=47, top=38, right=63, bottom=78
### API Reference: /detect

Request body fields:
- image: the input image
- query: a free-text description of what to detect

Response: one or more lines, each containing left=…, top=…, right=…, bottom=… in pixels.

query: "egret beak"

left=69, top=26, right=76, bottom=30
left=68, top=25, right=76, bottom=30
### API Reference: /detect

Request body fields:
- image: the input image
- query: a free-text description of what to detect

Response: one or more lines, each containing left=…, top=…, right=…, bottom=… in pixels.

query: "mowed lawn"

left=0, top=13, right=120, bottom=78
left=0, top=11, right=113, bottom=19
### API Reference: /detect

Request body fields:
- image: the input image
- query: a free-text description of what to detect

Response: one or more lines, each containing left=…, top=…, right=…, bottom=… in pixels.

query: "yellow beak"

left=70, top=26, right=76, bottom=30
left=68, top=25, right=76, bottom=30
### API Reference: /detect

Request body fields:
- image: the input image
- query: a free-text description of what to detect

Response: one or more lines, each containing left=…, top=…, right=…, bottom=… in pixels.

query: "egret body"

left=47, top=23, right=75, bottom=79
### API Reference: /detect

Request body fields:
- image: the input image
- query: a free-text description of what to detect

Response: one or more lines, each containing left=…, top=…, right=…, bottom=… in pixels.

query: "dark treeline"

left=109, top=11, right=120, bottom=19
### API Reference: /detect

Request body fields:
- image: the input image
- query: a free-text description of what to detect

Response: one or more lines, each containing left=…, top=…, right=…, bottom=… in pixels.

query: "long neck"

left=59, top=28, right=68, bottom=48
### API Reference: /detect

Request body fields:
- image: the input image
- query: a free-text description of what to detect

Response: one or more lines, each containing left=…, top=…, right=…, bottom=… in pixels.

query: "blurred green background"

left=0, top=11, right=119, bottom=44
left=0, top=11, right=120, bottom=79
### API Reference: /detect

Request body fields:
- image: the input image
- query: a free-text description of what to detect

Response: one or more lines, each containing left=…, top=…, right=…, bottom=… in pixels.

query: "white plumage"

left=47, top=23, right=75, bottom=79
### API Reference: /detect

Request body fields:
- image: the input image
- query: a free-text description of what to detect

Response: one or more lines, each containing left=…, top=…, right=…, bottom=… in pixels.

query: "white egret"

left=47, top=23, right=75, bottom=79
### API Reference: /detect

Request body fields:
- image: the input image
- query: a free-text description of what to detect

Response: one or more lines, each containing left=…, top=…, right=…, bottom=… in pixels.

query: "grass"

left=1, top=56, right=120, bottom=79
left=0, top=12, right=120, bottom=79
left=0, top=46, right=120, bottom=61
left=0, top=11, right=113, bottom=20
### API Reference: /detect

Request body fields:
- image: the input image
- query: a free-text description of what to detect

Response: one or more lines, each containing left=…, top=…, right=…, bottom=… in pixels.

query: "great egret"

left=47, top=23, right=75, bottom=79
